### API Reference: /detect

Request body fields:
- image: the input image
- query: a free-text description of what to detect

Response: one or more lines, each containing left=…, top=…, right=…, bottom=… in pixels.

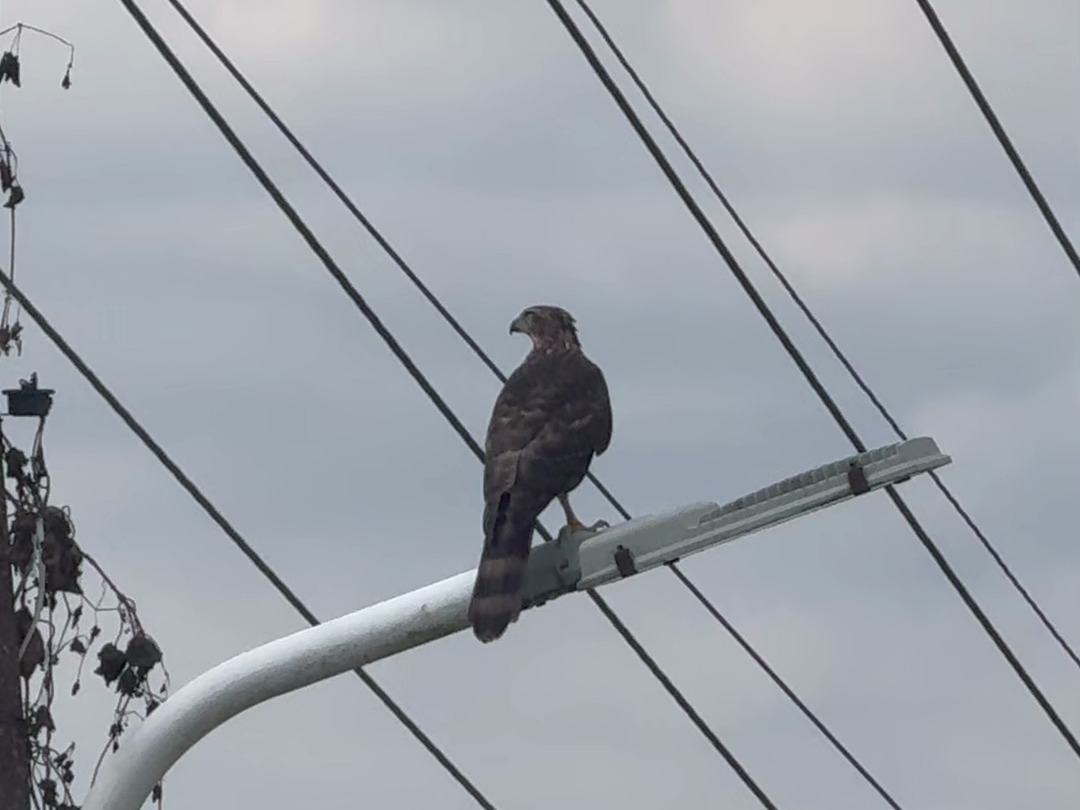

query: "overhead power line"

left=586, top=591, right=779, bottom=810
left=154, top=3, right=902, bottom=807
left=667, top=564, right=903, bottom=810
left=136, top=0, right=1079, bottom=800
left=0, top=258, right=777, bottom=809
left=913, top=0, right=1080, bottom=283
left=569, top=0, right=1080, bottom=675
left=157, top=0, right=633, bottom=520
left=116, top=0, right=774, bottom=804
left=0, top=268, right=498, bottom=810
left=544, top=0, right=1080, bottom=761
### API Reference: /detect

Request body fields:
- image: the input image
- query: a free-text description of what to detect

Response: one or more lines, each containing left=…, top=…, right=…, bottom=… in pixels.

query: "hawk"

left=468, top=305, right=612, bottom=643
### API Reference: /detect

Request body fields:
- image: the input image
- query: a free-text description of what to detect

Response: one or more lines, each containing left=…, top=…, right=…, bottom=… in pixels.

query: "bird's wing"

left=483, top=352, right=609, bottom=506
left=581, top=354, right=612, bottom=457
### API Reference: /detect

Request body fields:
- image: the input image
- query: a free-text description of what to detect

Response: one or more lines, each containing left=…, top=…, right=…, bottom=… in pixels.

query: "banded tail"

left=468, top=491, right=537, bottom=643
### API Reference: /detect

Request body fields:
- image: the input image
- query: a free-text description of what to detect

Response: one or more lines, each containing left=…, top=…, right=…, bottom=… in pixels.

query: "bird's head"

left=509, top=305, right=580, bottom=352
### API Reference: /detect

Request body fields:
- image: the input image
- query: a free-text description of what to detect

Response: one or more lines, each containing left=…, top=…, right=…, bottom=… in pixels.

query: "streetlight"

left=83, top=436, right=951, bottom=810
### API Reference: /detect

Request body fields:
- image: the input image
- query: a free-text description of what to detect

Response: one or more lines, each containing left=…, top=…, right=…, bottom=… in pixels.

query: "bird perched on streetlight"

left=468, top=305, right=612, bottom=643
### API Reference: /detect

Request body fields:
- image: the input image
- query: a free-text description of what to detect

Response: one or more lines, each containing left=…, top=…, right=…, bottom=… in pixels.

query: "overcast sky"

left=4, top=0, right=1080, bottom=808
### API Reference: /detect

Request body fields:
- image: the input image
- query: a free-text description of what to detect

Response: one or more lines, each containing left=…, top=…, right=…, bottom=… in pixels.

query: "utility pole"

left=0, top=25, right=75, bottom=805
left=0, top=378, right=56, bottom=810
left=0, top=442, right=29, bottom=810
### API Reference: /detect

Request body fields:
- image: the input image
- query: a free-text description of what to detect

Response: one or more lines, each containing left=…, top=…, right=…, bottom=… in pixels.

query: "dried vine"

left=0, top=23, right=172, bottom=810
left=6, top=403, right=170, bottom=810
left=0, top=21, right=74, bottom=359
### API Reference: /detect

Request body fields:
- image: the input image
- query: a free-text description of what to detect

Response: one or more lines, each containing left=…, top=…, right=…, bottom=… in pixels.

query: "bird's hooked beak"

left=509, top=313, right=527, bottom=335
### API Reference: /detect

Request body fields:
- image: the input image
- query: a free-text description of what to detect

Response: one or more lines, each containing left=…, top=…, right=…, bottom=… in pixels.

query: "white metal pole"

left=82, top=571, right=475, bottom=810
left=82, top=436, right=951, bottom=810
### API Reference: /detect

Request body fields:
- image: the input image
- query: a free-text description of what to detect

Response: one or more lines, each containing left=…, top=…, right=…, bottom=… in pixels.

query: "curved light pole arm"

left=83, top=571, right=475, bottom=810
left=82, top=436, right=950, bottom=810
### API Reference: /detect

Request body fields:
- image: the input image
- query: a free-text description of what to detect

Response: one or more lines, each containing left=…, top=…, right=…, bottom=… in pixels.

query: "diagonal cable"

left=156, top=0, right=1077, bottom=799
left=667, top=564, right=902, bottom=810
left=152, top=2, right=890, bottom=803
left=570, top=0, right=1080, bottom=674
left=544, top=0, right=1080, bottom=761
left=912, top=0, right=1080, bottom=283
left=586, top=589, right=778, bottom=810
left=115, top=0, right=777, bottom=801
left=0, top=269, right=498, bottom=810
left=151, top=3, right=1046, bottom=805
left=157, top=0, right=635, bottom=519
left=158, top=0, right=507, bottom=387
left=4, top=261, right=763, bottom=810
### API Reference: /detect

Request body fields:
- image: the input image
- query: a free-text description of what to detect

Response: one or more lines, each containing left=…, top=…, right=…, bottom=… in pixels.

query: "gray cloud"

left=3, top=0, right=1079, bottom=808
